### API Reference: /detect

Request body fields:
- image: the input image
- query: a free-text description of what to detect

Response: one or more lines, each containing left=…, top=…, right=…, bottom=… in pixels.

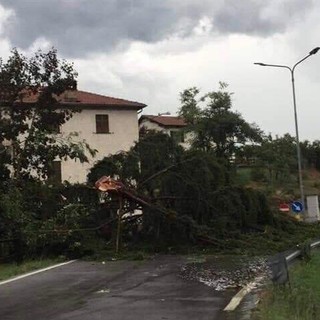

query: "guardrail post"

left=300, top=242, right=312, bottom=261
left=269, top=253, right=289, bottom=285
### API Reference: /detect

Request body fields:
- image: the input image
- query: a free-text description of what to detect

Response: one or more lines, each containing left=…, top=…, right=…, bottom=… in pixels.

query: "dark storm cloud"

left=214, top=1, right=276, bottom=34
left=1, top=0, right=200, bottom=56
left=213, top=0, right=314, bottom=35
left=0, top=0, right=314, bottom=57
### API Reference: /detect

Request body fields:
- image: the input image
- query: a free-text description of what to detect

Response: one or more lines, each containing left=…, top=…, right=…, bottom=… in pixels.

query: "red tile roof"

left=62, top=90, right=146, bottom=109
left=139, top=115, right=187, bottom=127
left=17, top=89, right=146, bottom=110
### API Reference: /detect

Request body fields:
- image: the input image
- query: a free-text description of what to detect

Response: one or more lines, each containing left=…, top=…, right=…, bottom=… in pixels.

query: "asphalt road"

left=0, top=255, right=234, bottom=320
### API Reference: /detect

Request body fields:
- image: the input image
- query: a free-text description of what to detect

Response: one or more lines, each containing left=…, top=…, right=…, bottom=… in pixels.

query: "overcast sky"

left=0, top=0, right=319, bottom=140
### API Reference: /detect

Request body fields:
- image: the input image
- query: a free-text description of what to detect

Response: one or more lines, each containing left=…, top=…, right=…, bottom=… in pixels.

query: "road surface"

left=0, top=255, right=234, bottom=320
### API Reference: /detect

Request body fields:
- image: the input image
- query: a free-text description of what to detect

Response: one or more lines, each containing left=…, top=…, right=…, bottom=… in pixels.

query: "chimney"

left=64, top=81, right=78, bottom=102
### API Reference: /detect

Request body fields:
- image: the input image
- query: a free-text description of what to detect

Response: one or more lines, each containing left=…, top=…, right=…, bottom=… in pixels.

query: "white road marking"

left=0, top=260, right=77, bottom=286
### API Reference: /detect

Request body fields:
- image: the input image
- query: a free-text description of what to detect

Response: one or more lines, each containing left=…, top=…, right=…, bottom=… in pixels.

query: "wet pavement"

left=0, top=254, right=270, bottom=320
left=180, top=255, right=269, bottom=320
left=0, top=255, right=242, bottom=320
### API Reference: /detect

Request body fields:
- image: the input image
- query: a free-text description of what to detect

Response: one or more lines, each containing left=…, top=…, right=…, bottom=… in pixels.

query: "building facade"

left=59, top=91, right=146, bottom=183
left=139, top=115, right=191, bottom=149
left=2, top=89, right=146, bottom=183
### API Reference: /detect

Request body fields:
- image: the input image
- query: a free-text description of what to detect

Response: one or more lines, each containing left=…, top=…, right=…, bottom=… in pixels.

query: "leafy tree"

left=135, top=131, right=184, bottom=191
left=0, top=48, right=96, bottom=181
left=301, top=140, right=320, bottom=171
left=0, top=145, right=10, bottom=181
left=37, top=203, right=93, bottom=258
left=179, top=86, right=201, bottom=125
left=178, top=83, right=262, bottom=160
left=88, top=131, right=184, bottom=188
left=0, top=49, right=98, bottom=261
left=0, top=186, right=31, bottom=262
left=87, top=131, right=273, bottom=247
left=87, top=151, right=140, bottom=186
left=251, top=134, right=296, bottom=183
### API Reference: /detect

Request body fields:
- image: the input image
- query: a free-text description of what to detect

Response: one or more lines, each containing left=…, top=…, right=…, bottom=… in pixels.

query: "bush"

left=251, top=166, right=267, bottom=182
left=0, top=180, right=103, bottom=261
left=35, top=203, right=94, bottom=258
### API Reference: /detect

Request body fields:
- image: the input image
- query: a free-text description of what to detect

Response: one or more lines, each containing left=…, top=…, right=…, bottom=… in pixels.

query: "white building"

left=3, top=89, right=146, bottom=183
left=59, top=90, right=146, bottom=183
left=139, top=115, right=191, bottom=149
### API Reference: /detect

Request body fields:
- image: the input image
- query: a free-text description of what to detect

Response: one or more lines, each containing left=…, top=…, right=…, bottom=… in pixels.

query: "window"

left=170, top=130, right=184, bottom=143
left=96, top=114, right=109, bottom=133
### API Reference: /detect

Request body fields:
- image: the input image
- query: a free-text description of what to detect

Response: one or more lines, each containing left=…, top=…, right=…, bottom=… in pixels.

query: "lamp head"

left=254, top=62, right=267, bottom=66
left=309, top=47, right=320, bottom=55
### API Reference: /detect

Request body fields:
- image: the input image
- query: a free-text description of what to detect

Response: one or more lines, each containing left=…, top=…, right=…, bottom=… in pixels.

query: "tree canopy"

left=0, top=48, right=96, bottom=181
left=178, top=82, right=262, bottom=160
left=87, top=130, right=273, bottom=246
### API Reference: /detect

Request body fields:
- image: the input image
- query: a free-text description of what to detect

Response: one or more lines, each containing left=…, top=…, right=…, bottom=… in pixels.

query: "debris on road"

left=180, top=255, right=270, bottom=291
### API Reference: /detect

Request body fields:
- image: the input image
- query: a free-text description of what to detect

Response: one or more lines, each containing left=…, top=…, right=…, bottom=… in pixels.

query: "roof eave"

left=7, top=101, right=147, bottom=111
left=139, top=116, right=186, bottom=127
left=59, top=102, right=147, bottom=110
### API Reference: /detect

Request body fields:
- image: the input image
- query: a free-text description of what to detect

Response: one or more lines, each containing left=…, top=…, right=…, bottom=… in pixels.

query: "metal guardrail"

left=310, top=239, right=320, bottom=248
left=286, top=239, right=320, bottom=263
left=269, top=239, right=320, bottom=285
left=285, top=250, right=301, bottom=263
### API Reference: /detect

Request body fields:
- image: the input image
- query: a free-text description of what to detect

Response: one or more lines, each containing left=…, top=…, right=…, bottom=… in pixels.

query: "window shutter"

left=96, top=114, right=109, bottom=133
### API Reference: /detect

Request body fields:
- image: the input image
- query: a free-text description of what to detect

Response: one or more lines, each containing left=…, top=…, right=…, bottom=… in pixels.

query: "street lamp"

left=254, top=47, right=320, bottom=212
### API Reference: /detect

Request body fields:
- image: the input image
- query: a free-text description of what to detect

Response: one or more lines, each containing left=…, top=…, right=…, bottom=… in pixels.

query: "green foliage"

left=255, top=252, right=320, bottom=320
left=88, top=130, right=274, bottom=249
left=0, top=146, right=10, bottom=181
left=236, top=167, right=252, bottom=185
left=4, top=75, right=313, bottom=259
left=0, top=187, right=26, bottom=236
left=253, top=134, right=296, bottom=183
left=178, top=83, right=262, bottom=159
left=158, top=149, right=225, bottom=225
left=239, top=134, right=320, bottom=188
left=21, top=183, right=99, bottom=258
left=210, top=186, right=273, bottom=234
left=36, top=203, right=92, bottom=258
left=178, top=86, right=201, bottom=125
left=301, top=139, right=320, bottom=171
left=0, top=180, right=101, bottom=261
left=0, top=48, right=96, bottom=180
left=136, top=131, right=184, bottom=184
left=87, top=151, right=140, bottom=185
left=0, top=48, right=99, bottom=261
left=0, top=186, right=33, bottom=262
left=251, top=166, right=267, bottom=182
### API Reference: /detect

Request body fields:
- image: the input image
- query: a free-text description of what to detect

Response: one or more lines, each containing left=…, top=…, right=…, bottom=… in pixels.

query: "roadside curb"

left=223, top=275, right=264, bottom=312
left=223, top=284, right=252, bottom=312
left=0, top=260, right=77, bottom=286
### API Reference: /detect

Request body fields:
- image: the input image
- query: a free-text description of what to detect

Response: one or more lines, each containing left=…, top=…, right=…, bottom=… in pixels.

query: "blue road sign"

left=291, top=201, right=303, bottom=213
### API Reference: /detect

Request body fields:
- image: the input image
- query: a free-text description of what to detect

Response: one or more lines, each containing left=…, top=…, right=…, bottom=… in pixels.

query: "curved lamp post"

left=254, top=47, right=320, bottom=212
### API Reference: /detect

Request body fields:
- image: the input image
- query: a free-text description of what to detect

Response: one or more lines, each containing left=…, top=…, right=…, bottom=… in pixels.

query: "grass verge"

left=0, top=258, right=65, bottom=282
left=254, top=252, right=320, bottom=319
